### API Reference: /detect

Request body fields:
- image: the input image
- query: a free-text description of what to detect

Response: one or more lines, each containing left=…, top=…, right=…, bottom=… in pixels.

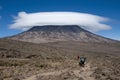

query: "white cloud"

left=10, top=12, right=111, bottom=32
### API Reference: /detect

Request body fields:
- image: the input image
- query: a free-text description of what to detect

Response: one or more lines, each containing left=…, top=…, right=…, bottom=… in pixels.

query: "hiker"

left=79, top=56, right=86, bottom=67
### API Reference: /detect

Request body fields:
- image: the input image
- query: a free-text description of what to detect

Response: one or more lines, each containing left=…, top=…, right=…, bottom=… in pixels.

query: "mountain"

left=8, top=25, right=116, bottom=43
left=1, top=25, right=120, bottom=80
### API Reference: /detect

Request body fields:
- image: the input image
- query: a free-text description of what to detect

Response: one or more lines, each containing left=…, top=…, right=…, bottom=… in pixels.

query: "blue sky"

left=0, top=0, right=120, bottom=40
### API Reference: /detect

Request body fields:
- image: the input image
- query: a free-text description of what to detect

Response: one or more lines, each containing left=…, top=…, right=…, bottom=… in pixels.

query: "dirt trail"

left=23, top=69, right=68, bottom=80
left=23, top=63, right=95, bottom=80
left=73, top=63, right=95, bottom=80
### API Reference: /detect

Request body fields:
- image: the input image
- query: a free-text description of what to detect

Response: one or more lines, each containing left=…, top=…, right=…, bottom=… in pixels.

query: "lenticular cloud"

left=10, top=12, right=111, bottom=32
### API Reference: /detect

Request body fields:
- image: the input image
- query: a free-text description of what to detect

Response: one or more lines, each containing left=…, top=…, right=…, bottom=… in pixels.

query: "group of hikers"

left=77, top=56, right=86, bottom=67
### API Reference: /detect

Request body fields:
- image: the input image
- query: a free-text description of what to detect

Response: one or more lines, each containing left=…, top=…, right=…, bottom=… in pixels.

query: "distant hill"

left=8, top=25, right=116, bottom=43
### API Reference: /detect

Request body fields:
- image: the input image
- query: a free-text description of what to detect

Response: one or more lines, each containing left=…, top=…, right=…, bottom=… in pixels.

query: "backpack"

left=80, top=57, right=85, bottom=62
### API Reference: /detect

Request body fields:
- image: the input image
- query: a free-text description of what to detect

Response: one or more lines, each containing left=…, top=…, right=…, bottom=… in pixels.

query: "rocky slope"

left=8, top=25, right=115, bottom=43
left=0, top=39, right=120, bottom=80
